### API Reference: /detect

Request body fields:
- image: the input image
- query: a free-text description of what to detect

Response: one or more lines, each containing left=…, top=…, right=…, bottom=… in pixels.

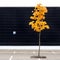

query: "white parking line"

left=38, top=59, right=40, bottom=60
left=9, top=55, right=13, bottom=60
left=9, top=51, right=16, bottom=60
left=51, top=51, right=56, bottom=54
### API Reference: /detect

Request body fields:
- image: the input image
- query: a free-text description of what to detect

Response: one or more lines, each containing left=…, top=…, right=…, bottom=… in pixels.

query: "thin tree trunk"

left=38, top=32, right=41, bottom=56
left=31, top=32, right=46, bottom=58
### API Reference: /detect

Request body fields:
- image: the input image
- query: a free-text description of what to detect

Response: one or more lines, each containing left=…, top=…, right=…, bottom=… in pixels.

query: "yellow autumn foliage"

left=29, top=4, right=50, bottom=32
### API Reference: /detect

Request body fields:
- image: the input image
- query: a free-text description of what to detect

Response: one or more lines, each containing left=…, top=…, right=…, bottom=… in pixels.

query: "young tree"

left=29, top=4, right=50, bottom=58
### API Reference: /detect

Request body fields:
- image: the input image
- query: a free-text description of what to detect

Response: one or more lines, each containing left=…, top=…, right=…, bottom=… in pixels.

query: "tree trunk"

left=31, top=32, right=46, bottom=58
left=38, top=32, right=41, bottom=56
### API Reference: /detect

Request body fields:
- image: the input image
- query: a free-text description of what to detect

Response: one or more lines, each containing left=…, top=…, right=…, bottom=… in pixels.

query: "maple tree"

left=29, top=4, right=50, bottom=58
left=29, top=4, right=50, bottom=32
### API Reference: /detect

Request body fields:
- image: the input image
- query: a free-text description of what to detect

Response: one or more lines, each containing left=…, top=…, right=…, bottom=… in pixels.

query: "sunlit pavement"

left=0, top=50, right=60, bottom=60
